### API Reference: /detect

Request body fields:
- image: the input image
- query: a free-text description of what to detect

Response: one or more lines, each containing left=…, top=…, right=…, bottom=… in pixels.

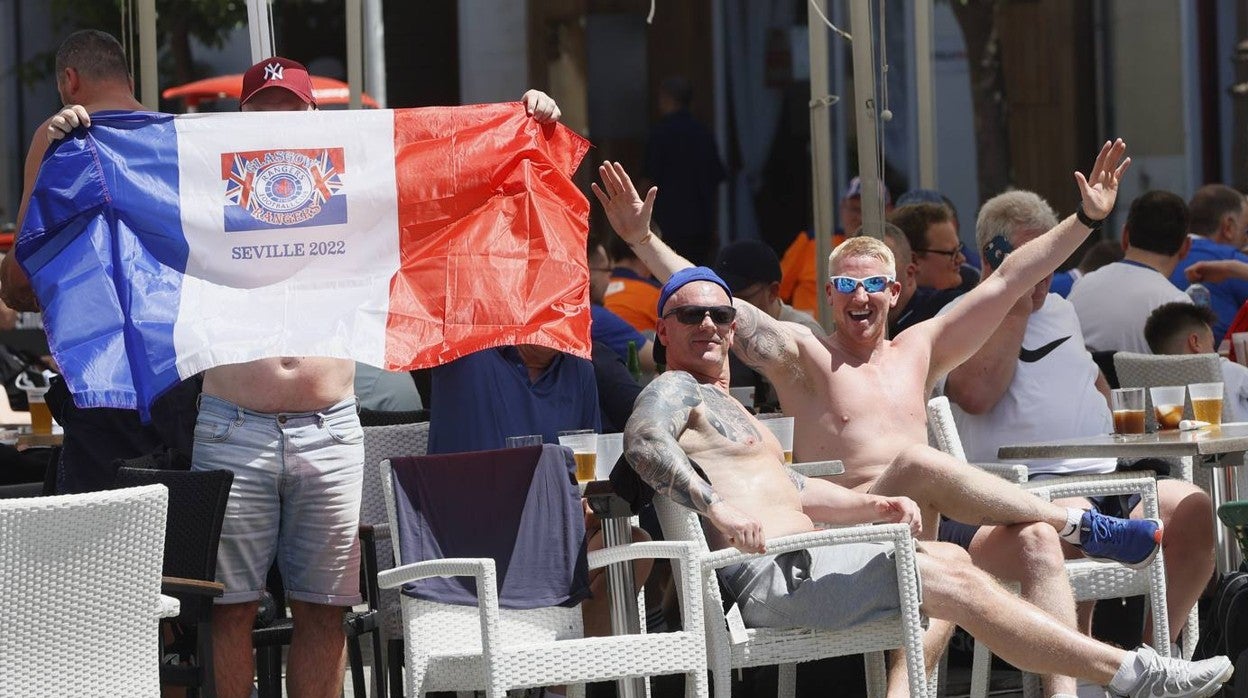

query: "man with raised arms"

left=596, top=140, right=1162, bottom=697
left=623, top=265, right=1231, bottom=698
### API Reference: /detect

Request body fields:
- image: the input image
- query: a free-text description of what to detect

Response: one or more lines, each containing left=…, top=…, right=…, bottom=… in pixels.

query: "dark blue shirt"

left=1050, top=271, right=1076, bottom=298
left=1169, top=236, right=1248, bottom=338
left=644, top=110, right=726, bottom=250
left=590, top=304, right=646, bottom=361
left=428, top=347, right=601, bottom=454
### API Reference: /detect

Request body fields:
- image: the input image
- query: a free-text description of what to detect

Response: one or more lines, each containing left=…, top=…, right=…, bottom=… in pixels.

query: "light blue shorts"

left=192, top=394, right=364, bottom=606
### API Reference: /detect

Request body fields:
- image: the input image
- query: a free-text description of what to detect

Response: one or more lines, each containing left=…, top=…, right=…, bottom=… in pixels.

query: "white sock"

left=1059, top=507, right=1084, bottom=545
left=1108, top=650, right=1146, bottom=695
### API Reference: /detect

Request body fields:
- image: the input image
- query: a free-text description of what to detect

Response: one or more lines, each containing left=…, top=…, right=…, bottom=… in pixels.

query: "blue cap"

left=657, top=266, right=733, bottom=316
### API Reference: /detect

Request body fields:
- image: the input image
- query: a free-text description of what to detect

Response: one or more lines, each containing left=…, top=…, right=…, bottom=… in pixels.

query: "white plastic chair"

left=926, top=396, right=1172, bottom=697
left=377, top=453, right=710, bottom=697
left=360, top=420, right=430, bottom=696
left=652, top=474, right=929, bottom=698
left=0, top=484, right=173, bottom=696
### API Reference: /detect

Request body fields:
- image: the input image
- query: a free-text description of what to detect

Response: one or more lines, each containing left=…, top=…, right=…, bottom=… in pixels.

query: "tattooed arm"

left=624, top=371, right=767, bottom=552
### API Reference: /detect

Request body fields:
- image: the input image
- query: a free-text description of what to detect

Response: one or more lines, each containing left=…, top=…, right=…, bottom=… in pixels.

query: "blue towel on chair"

left=389, top=444, right=591, bottom=609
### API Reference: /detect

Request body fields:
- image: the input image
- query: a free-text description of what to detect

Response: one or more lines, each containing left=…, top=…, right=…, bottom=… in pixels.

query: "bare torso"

left=678, top=383, right=814, bottom=549
left=202, top=357, right=355, bottom=413
left=772, top=331, right=933, bottom=491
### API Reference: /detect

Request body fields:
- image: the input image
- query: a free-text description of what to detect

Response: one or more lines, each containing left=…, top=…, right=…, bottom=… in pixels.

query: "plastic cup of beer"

left=1110, top=388, right=1146, bottom=436
left=756, top=414, right=794, bottom=463
left=505, top=434, right=544, bottom=448
left=1149, top=385, right=1186, bottom=431
left=1188, top=382, right=1225, bottom=425
left=557, top=430, right=598, bottom=482
left=23, top=385, right=52, bottom=435
left=595, top=433, right=624, bottom=480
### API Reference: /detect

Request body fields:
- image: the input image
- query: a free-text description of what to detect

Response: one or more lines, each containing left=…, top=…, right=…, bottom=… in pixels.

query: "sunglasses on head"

left=662, top=304, right=737, bottom=325
left=828, top=275, right=895, bottom=294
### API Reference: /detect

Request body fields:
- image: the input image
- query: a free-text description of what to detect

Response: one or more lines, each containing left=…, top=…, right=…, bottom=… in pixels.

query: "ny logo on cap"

left=264, top=62, right=284, bottom=81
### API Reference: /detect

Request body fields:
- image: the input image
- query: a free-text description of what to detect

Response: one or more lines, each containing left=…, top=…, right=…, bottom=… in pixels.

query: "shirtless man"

left=623, top=266, right=1232, bottom=698
left=35, top=56, right=562, bottom=696
left=595, top=141, right=1158, bottom=696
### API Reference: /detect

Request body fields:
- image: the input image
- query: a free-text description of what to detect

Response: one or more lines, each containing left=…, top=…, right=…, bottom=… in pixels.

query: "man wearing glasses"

left=595, top=140, right=1162, bottom=696
left=890, top=201, right=972, bottom=292
left=623, top=266, right=1233, bottom=698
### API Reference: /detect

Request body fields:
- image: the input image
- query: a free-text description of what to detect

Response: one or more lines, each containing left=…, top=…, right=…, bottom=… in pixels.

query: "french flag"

left=18, top=105, right=592, bottom=417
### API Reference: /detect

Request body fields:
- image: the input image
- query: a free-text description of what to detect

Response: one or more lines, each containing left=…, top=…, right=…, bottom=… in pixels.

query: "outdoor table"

left=582, top=479, right=646, bottom=698
left=998, top=423, right=1248, bottom=574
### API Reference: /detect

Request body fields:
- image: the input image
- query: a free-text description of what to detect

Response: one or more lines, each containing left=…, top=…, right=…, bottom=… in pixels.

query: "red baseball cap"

left=240, top=57, right=316, bottom=107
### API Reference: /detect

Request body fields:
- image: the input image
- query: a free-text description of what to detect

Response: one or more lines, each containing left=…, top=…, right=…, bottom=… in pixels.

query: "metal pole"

left=137, top=0, right=158, bottom=110
left=914, top=0, right=935, bottom=188
left=362, top=0, right=387, bottom=108
left=346, top=0, right=363, bottom=110
left=245, top=0, right=273, bottom=63
left=809, top=0, right=835, bottom=330
left=848, top=0, right=883, bottom=238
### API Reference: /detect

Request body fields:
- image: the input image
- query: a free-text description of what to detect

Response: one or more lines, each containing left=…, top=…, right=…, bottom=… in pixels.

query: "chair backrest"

left=1114, top=351, right=1228, bottom=423
left=359, top=408, right=430, bottom=427
left=0, top=485, right=168, bottom=695
left=361, top=421, right=430, bottom=527
left=926, top=396, right=967, bottom=461
left=113, top=465, right=233, bottom=581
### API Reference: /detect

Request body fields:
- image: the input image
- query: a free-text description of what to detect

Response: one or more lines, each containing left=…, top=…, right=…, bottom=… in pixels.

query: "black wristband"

left=1076, top=202, right=1104, bottom=230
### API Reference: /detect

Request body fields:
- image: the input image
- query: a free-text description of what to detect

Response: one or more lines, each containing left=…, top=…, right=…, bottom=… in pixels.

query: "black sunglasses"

left=662, top=305, right=737, bottom=326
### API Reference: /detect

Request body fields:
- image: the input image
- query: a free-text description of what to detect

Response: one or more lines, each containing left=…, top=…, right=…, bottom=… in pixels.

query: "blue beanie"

left=657, top=267, right=734, bottom=316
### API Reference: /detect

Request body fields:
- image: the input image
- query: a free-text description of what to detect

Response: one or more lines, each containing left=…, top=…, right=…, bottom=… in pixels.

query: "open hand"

left=590, top=161, right=657, bottom=244
left=707, top=500, right=767, bottom=553
left=1074, top=139, right=1131, bottom=220
left=46, top=105, right=90, bottom=143
left=521, top=90, right=561, bottom=124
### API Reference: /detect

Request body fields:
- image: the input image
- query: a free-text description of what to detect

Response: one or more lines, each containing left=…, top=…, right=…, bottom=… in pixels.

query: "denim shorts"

left=717, top=543, right=905, bottom=630
left=192, top=394, right=364, bottom=606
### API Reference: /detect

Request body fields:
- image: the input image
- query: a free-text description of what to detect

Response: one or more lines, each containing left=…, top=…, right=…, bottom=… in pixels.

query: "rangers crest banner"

left=17, top=105, right=591, bottom=416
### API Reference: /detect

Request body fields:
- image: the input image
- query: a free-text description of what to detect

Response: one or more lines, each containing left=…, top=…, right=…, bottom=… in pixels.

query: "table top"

left=998, top=422, right=1248, bottom=460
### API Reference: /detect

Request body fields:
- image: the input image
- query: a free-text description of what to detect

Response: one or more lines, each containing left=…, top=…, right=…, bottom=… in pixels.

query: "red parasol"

left=162, top=74, right=379, bottom=109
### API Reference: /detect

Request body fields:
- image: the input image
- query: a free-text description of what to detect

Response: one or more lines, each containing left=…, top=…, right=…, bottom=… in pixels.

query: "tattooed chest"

left=697, top=386, right=765, bottom=444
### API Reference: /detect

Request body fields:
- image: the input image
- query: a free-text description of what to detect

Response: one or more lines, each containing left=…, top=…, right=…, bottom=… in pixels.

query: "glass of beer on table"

left=558, top=430, right=598, bottom=482
left=1110, top=388, right=1146, bottom=436
left=757, top=414, right=795, bottom=463
left=1149, top=385, right=1186, bottom=431
left=1188, top=382, right=1224, bottom=425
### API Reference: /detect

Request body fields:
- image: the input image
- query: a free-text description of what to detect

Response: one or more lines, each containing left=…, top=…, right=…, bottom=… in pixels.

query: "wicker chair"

left=653, top=470, right=929, bottom=698
left=378, top=449, right=711, bottom=697
left=926, top=395, right=1173, bottom=697
left=359, top=420, right=431, bottom=696
left=0, top=485, right=173, bottom=695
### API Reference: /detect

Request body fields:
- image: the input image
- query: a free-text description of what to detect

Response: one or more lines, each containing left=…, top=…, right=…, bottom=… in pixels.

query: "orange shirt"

left=779, top=231, right=845, bottom=316
left=603, top=268, right=661, bottom=333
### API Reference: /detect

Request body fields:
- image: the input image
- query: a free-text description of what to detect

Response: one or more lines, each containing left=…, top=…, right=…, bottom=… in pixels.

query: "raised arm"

left=623, top=371, right=766, bottom=552
left=593, top=160, right=803, bottom=379
left=1186, top=259, right=1248, bottom=284
left=924, top=139, right=1130, bottom=382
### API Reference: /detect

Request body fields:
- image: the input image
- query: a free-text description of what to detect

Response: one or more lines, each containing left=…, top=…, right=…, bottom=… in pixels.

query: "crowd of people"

left=6, top=26, right=1247, bottom=698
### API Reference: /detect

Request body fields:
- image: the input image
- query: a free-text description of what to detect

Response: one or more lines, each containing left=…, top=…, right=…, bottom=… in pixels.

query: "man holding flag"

left=29, top=54, right=569, bottom=696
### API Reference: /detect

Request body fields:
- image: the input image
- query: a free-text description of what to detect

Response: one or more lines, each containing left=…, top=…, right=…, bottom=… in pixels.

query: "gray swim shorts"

left=717, top=542, right=905, bottom=630
left=192, top=394, right=364, bottom=606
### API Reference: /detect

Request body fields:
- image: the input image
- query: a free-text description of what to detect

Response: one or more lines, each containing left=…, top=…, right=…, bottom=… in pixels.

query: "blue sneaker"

left=1078, top=510, right=1163, bottom=569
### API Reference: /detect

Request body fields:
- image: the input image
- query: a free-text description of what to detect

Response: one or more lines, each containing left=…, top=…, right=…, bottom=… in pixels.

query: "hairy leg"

left=918, top=542, right=1125, bottom=685
left=212, top=601, right=260, bottom=698
left=286, top=600, right=346, bottom=698
left=966, top=522, right=1079, bottom=695
left=1138, top=480, right=1214, bottom=644
left=870, top=444, right=1068, bottom=533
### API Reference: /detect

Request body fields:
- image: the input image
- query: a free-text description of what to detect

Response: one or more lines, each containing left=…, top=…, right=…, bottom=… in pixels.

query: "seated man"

left=943, top=190, right=1215, bottom=660
left=624, top=267, right=1233, bottom=698
left=1145, top=301, right=1248, bottom=422
left=595, top=141, right=1160, bottom=695
left=878, top=223, right=965, bottom=337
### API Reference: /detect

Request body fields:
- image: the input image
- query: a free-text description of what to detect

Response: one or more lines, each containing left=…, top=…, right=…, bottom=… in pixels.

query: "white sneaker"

left=1113, top=645, right=1233, bottom=698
